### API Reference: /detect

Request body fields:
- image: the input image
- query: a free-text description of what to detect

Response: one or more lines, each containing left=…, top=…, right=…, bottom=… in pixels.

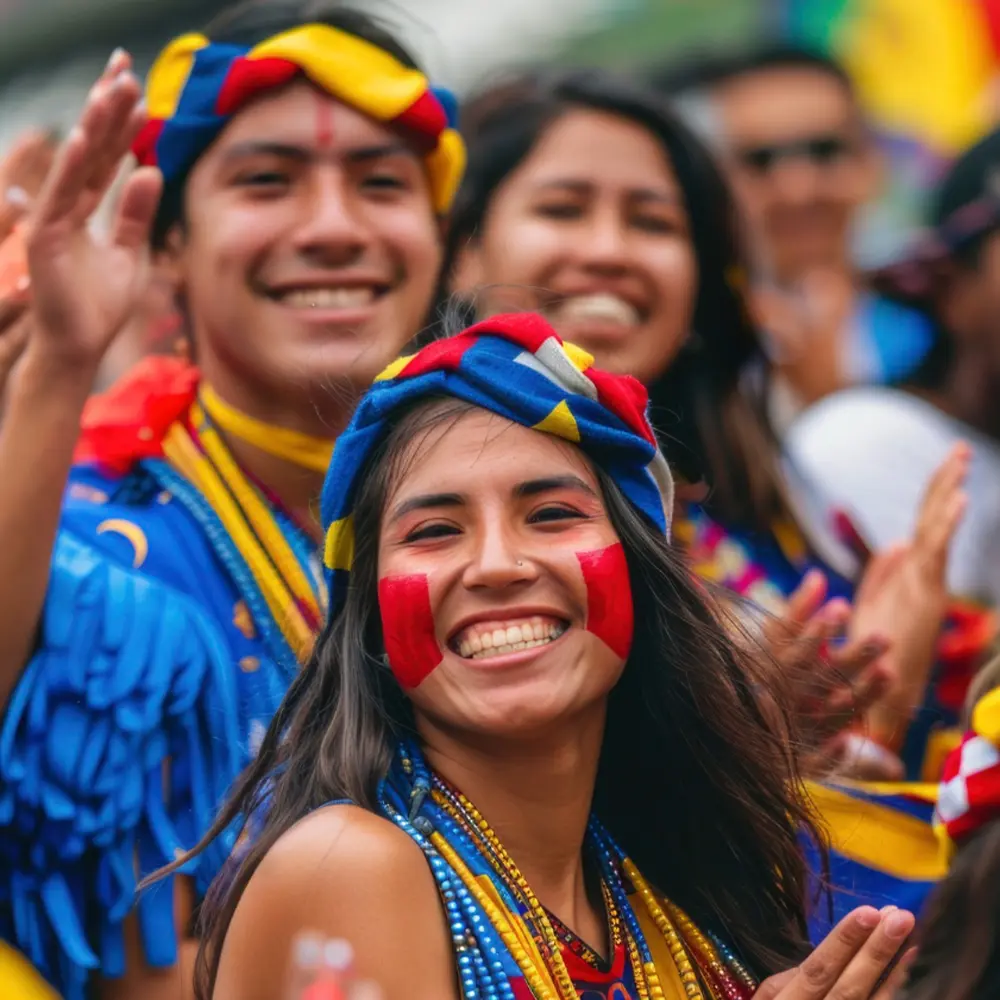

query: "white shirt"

left=785, top=386, right=1000, bottom=606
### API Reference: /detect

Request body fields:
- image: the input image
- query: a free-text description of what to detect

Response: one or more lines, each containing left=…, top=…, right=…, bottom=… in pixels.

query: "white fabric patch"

left=937, top=775, right=970, bottom=823
left=961, top=735, right=1000, bottom=776
left=513, top=341, right=597, bottom=400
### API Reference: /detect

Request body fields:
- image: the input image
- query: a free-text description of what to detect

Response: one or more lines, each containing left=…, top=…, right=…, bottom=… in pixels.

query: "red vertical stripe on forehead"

left=378, top=574, right=443, bottom=689
left=577, top=543, right=634, bottom=660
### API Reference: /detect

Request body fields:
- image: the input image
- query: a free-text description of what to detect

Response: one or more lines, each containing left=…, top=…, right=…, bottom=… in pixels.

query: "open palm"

left=25, top=50, right=161, bottom=370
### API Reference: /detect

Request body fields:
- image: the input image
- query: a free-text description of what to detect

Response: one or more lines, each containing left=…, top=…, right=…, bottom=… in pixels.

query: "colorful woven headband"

left=132, top=23, right=465, bottom=213
left=935, top=686, right=1000, bottom=855
left=321, top=312, right=675, bottom=612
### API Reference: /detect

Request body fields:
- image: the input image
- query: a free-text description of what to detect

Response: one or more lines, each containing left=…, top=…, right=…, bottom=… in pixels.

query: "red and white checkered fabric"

left=936, top=687, right=1000, bottom=850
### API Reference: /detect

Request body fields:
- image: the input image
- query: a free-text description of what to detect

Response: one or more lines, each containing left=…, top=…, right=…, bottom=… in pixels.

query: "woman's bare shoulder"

left=214, top=804, right=456, bottom=1000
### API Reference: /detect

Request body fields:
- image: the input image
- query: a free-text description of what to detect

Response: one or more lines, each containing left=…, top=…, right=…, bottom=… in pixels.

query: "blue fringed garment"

left=0, top=365, right=320, bottom=999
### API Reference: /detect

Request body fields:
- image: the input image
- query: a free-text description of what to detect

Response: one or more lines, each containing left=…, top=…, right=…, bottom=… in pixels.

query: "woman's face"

left=376, top=408, right=632, bottom=739
left=451, top=108, right=698, bottom=385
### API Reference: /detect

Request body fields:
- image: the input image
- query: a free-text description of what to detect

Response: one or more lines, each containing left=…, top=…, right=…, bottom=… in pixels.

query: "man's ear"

left=156, top=224, right=187, bottom=296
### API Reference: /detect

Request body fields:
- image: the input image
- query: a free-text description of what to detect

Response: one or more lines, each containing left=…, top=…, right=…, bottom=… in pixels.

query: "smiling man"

left=0, top=2, right=463, bottom=998
left=658, top=45, right=934, bottom=413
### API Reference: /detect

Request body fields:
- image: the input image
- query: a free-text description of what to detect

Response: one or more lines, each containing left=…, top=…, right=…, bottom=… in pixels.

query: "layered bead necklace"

left=378, top=741, right=757, bottom=1000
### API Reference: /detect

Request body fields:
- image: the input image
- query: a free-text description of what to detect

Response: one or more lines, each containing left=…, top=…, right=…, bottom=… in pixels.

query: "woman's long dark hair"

left=441, top=72, right=786, bottom=528
left=155, top=396, right=821, bottom=997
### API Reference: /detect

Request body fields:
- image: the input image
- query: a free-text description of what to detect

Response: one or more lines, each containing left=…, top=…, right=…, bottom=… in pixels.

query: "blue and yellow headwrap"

left=132, top=23, right=465, bottom=213
left=321, top=312, right=675, bottom=613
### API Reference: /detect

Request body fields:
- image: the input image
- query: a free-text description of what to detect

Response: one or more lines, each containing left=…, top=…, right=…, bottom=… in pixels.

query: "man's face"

left=713, top=67, right=878, bottom=284
left=169, top=80, right=443, bottom=429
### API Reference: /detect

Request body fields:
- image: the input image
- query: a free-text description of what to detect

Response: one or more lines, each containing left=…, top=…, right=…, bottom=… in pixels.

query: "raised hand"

left=761, top=570, right=892, bottom=778
left=851, top=443, right=970, bottom=747
left=756, top=906, right=915, bottom=1000
left=24, top=48, right=162, bottom=375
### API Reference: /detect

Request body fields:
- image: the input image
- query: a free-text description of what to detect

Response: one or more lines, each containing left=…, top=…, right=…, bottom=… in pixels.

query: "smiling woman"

left=153, top=313, right=916, bottom=1000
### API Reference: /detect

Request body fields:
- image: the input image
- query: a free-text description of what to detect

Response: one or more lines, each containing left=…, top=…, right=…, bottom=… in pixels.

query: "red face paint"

left=577, top=543, right=633, bottom=660
left=314, top=94, right=335, bottom=151
left=378, top=574, right=442, bottom=689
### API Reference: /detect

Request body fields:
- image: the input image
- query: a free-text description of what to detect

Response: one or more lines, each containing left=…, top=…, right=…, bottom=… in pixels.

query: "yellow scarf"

left=162, top=388, right=334, bottom=661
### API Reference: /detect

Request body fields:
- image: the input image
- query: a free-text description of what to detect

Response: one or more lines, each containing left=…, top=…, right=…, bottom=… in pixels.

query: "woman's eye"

left=529, top=506, right=584, bottom=524
left=633, top=213, right=685, bottom=235
left=404, top=523, right=460, bottom=543
left=534, top=203, right=583, bottom=220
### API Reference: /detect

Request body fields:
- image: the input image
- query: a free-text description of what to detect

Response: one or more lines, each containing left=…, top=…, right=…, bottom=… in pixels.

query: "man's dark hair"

left=649, top=41, right=854, bottom=100
left=150, top=0, right=423, bottom=248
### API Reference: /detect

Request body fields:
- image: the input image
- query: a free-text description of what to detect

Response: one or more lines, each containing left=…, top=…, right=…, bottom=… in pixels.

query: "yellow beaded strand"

left=429, top=830, right=564, bottom=1000
left=623, top=859, right=705, bottom=1000
left=434, top=788, right=581, bottom=1000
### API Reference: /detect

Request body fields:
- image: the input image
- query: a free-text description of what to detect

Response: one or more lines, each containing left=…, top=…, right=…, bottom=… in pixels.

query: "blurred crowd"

left=3, top=1, right=1000, bottom=999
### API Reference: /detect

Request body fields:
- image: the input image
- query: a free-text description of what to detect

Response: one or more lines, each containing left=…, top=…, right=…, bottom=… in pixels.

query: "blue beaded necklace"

left=377, top=740, right=752, bottom=1000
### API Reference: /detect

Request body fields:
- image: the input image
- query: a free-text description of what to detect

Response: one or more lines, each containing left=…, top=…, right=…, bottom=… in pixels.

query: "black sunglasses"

left=735, top=135, right=855, bottom=173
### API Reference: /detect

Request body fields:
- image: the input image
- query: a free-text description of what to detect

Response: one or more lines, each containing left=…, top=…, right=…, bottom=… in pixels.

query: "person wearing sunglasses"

left=656, top=44, right=934, bottom=423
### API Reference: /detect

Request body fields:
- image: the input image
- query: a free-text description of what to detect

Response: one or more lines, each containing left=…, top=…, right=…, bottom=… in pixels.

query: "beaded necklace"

left=162, top=400, right=325, bottom=662
left=378, top=742, right=757, bottom=1000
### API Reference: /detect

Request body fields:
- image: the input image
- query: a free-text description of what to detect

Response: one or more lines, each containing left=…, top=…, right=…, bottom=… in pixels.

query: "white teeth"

left=279, top=287, right=375, bottom=310
left=456, top=619, right=570, bottom=661
left=556, top=293, right=640, bottom=326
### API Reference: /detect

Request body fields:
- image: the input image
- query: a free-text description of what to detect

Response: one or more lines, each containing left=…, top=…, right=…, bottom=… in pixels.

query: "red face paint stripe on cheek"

left=577, top=543, right=634, bottom=661
left=378, top=574, right=443, bottom=689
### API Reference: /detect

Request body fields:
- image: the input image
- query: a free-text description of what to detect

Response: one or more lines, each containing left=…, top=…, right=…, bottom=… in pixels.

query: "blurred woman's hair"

left=439, top=70, right=789, bottom=528
left=152, top=389, right=821, bottom=996
left=898, top=652, right=1000, bottom=1000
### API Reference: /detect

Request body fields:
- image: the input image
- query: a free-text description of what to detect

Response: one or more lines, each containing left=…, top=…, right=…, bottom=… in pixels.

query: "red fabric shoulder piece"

left=74, top=356, right=200, bottom=475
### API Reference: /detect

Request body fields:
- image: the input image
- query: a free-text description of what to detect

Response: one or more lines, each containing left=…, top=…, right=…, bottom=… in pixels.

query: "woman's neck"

left=420, top=707, right=607, bottom=946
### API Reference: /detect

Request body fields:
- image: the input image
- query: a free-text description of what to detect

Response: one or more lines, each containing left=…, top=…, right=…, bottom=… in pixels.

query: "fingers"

left=111, top=167, right=163, bottom=251
left=32, top=50, right=143, bottom=231
left=824, top=642, right=892, bottom=717
left=872, top=946, right=917, bottom=1000
left=753, top=966, right=798, bottom=1000
left=778, top=906, right=913, bottom=1000
left=832, top=908, right=915, bottom=999
left=913, top=443, right=970, bottom=567
left=786, top=570, right=829, bottom=628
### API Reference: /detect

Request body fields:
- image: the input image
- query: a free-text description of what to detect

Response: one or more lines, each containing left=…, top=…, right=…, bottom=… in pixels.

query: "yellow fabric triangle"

left=324, top=515, right=356, bottom=571
left=562, top=340, right=594, bottom=373
left=533, top=399, right=580, bottom=443
left=376, top=353, right=414, bottom=382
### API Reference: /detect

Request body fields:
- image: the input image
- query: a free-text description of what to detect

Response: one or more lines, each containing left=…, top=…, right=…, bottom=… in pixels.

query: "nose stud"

left=516, top=560, right=524, bottom=567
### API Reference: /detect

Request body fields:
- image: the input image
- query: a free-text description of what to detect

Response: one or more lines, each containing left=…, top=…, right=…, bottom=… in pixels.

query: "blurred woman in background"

left=444, top=70, right=967, bottom=773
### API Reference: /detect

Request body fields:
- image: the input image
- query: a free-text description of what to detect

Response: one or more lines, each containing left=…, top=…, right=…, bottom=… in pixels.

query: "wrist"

left=16, top=341, right=99, bottom=404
